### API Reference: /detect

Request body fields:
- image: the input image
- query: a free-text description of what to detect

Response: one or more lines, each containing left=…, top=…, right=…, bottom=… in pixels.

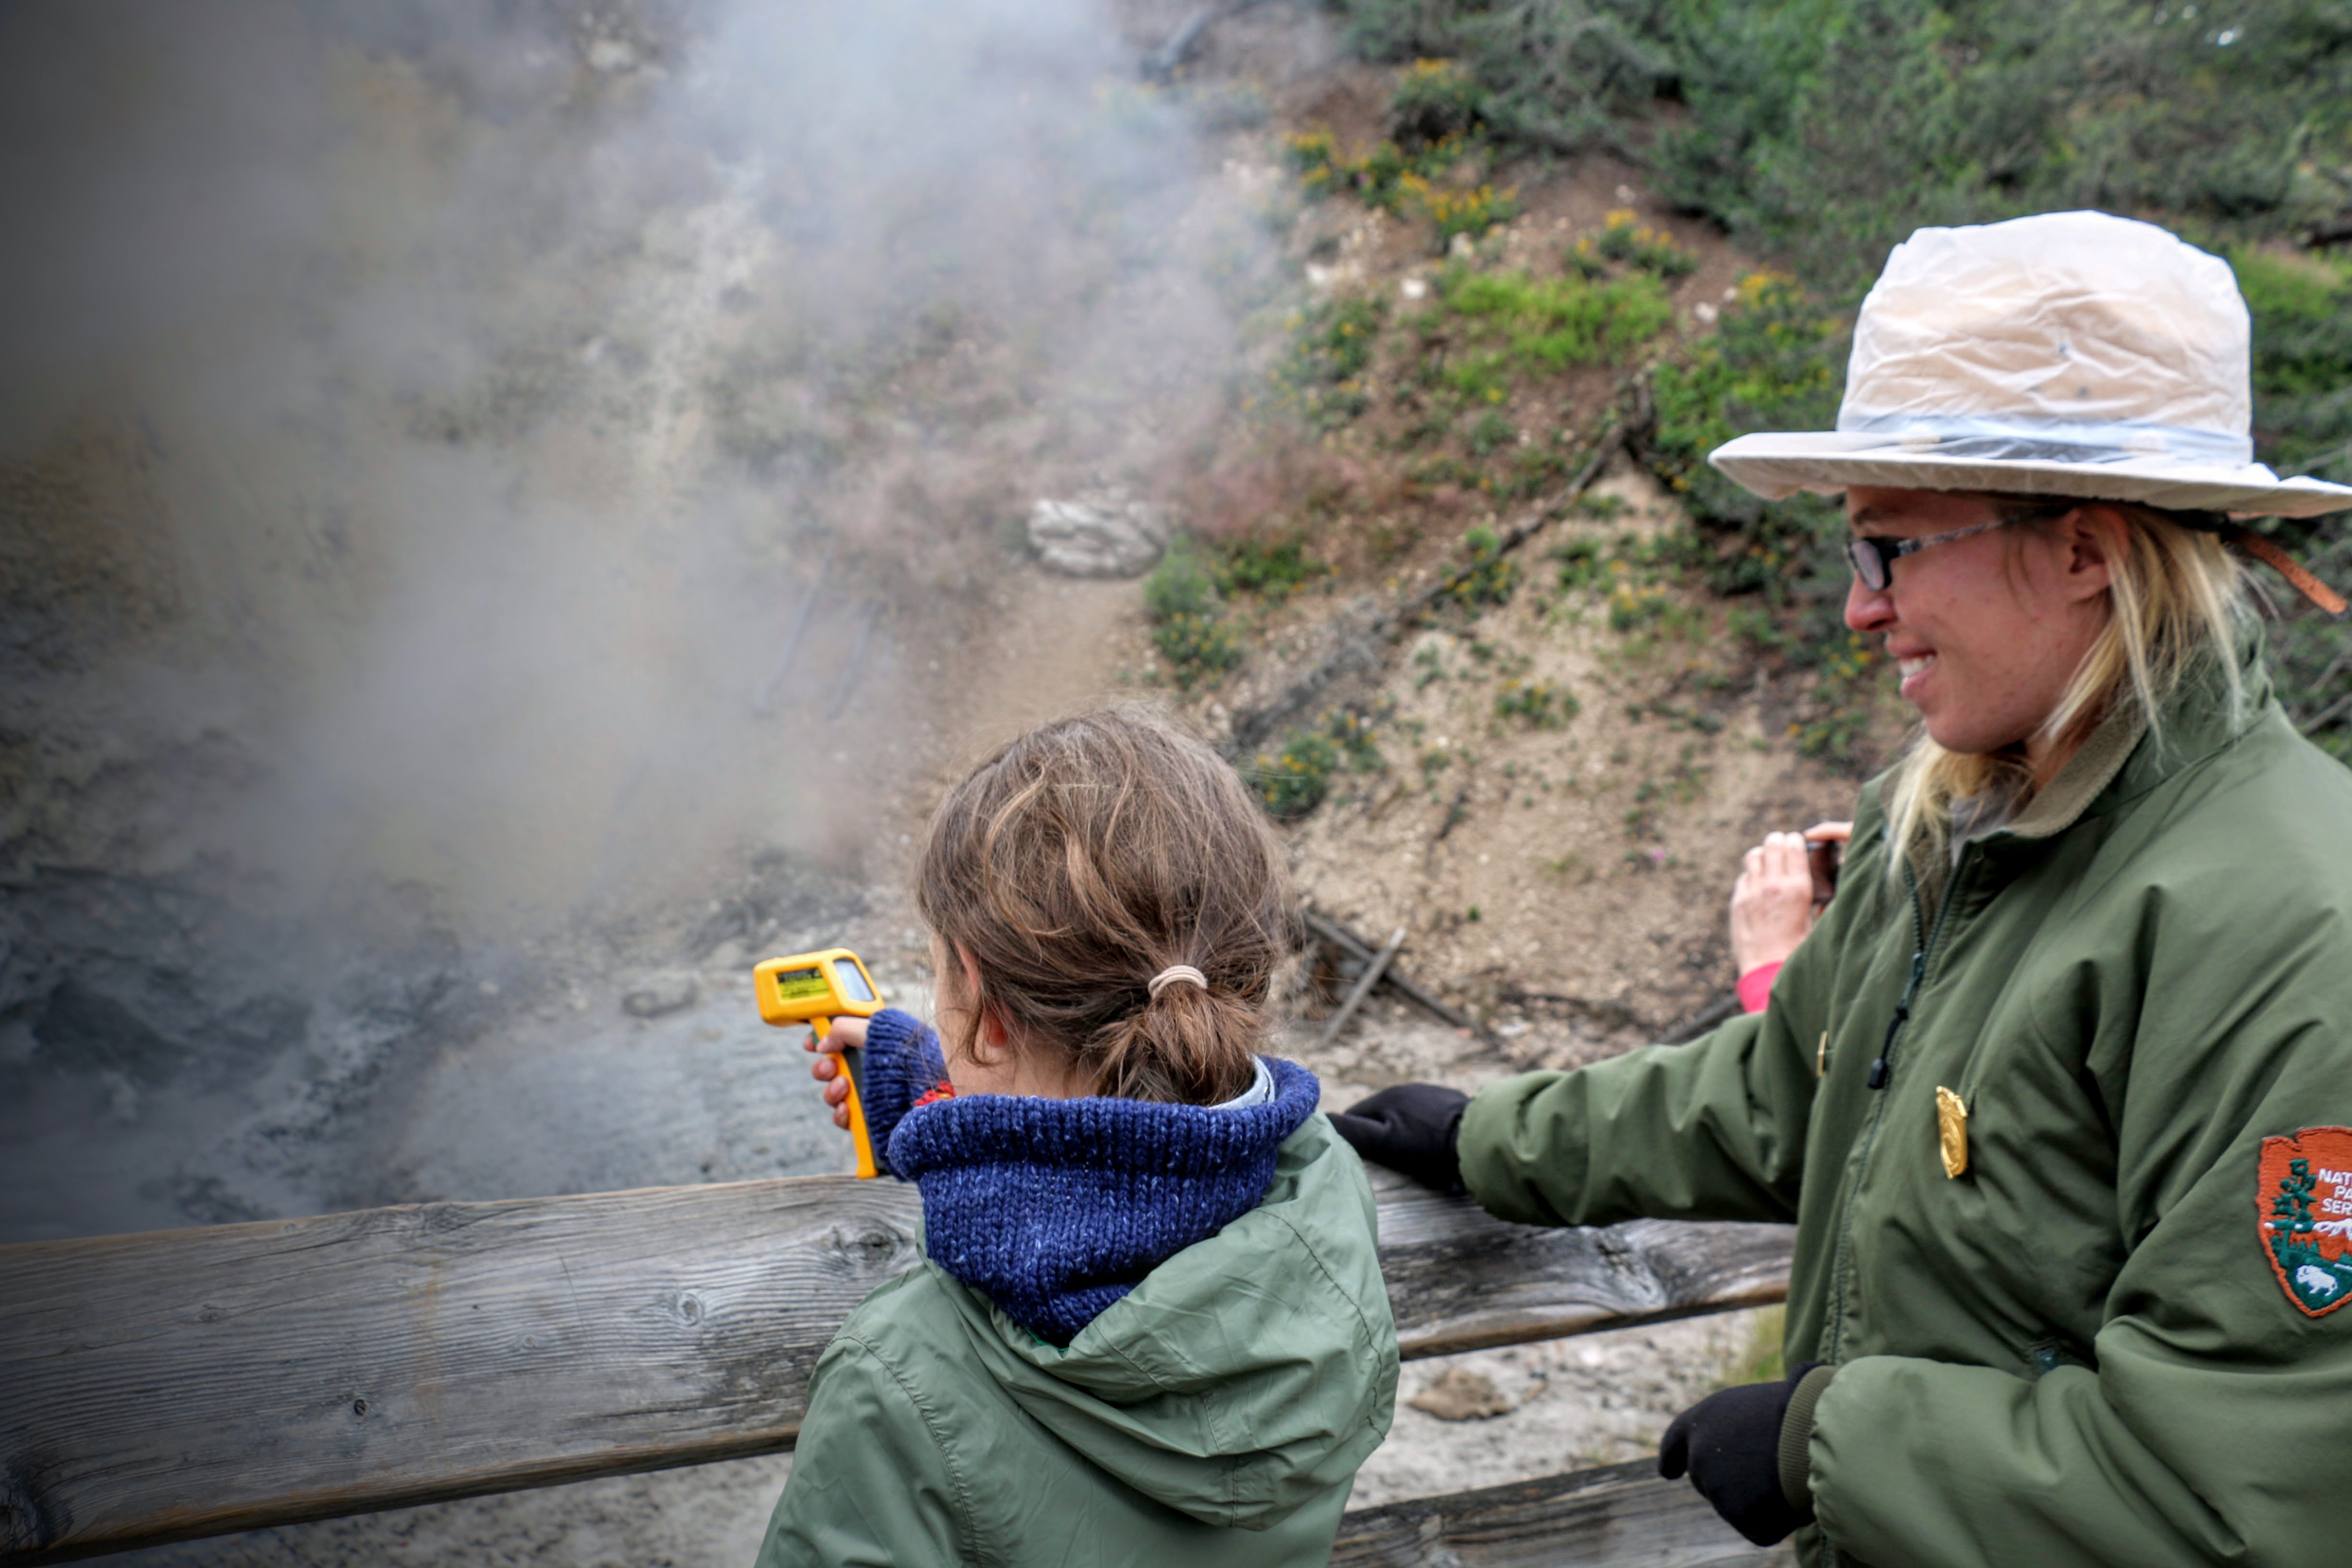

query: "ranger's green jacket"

left=1461, top=656, right=2352, bottom=1568
left=755, top=1115, right=1398, bottom=1567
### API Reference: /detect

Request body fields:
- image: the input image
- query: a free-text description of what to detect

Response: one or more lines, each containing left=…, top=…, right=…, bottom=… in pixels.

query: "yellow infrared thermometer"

left=754, top=948, right=887, bottom=1178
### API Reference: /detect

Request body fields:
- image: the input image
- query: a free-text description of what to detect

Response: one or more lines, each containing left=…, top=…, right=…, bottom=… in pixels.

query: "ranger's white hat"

left=1708, top=210, right=2352, bottom=520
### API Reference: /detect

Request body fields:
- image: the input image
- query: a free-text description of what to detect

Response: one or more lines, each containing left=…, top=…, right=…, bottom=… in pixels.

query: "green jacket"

left=1461, top=657, right=2352, bottom=1568
left=756, top=1114, right=1398, bottom=1567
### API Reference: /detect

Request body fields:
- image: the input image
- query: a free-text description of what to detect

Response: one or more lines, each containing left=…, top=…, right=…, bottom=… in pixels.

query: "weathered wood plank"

left=1367, top=1170, right=1793, bottom=1359
left=1332, top=1460, right=1796, bottom=1568
left=0, top=1171, right=1790, bottom=1563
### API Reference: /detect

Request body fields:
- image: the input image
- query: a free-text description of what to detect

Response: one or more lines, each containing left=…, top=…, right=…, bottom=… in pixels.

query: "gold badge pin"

left=1936, top=1086, right=1969, bottom=1179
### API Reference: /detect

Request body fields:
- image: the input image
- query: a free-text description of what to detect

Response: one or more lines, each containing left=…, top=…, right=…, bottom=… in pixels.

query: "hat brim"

left=1710, top=431, right=2352, bottom=520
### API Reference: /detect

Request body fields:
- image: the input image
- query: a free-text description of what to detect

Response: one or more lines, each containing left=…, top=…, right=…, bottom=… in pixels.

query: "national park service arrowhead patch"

left=2260, top=1127, right=2352, bottom=1318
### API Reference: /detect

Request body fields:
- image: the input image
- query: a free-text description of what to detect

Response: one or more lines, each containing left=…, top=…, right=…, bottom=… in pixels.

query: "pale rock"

left=1027, top=489, right=1174, bottom=579
left=1408, top=1367, right=1515, bottom=1421
left=622, top=972, right=700, bottom=1018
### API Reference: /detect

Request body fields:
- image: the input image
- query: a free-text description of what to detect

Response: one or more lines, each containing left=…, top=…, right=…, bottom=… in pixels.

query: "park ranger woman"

left=1335, top=211, right=2352, bottom=1567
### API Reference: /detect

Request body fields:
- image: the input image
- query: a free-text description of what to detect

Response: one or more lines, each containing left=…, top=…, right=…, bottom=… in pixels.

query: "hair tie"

left=1147, top=964, right=1207, bottom=999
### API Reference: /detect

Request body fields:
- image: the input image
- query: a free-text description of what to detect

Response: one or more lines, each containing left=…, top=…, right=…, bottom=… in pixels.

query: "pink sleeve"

left=1736, top=960, right=1783, bottom=1015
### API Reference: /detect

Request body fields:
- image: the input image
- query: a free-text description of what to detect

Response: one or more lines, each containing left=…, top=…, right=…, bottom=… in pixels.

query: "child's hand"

left=805, top=1015, right=868, bottom=1130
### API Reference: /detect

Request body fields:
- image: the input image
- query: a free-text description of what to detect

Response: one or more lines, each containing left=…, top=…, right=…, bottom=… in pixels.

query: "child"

left=756, top=710, right=1398, bottom=1568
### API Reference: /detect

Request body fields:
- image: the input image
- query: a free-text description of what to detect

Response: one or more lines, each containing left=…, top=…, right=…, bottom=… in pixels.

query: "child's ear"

left=973, top=1004, right=1013, bottom=1061
left=954, top=941, right=1014, bottom=1063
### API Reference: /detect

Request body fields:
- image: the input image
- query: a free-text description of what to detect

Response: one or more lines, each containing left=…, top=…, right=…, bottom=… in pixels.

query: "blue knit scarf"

left=854, top=1009, right=1320, bottom=1346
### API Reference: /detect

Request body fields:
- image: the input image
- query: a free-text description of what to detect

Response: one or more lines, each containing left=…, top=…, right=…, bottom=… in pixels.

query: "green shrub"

left=1216, top=536, right=1328, bottom=599
left=1590, top=209, right=1698, bottom=279
left=1469, top=409, right=1516, bottom=454
left=2236, top=251, right=2352, bottom=757
left=1652, top=0, right=2352, bottom=293
left=1793, top=634, right=1888, bottom=764
left=1285, top=129, right=1341, bottom=195
left=1154, top=611, right=1240, bottom=689
left=1342, top=0, right=2352, bottom=293
left=1390, top=58, right=1488, bottom=148
left=1494, top=677, right=1580, bottom=727
left=1422, top=182, right=1521, bottom=246
left=1281, top=295, right=1388, bottom=429
left=1441, top=524, right=1522, bottom=609
left=1430, top=266, right=1674, bottom=385
left=1553, top=536, right=1608, bottom=592
left=1339, top=0, right=1673, bottom=156
left=2237, top=248, right=2352, bottom=486
left=1606, top=579, right=1674, bottom=632
left=1355, top=140, right=1417, bottom=212
left=1648, top=271, right=1849, bottom=600
left=1251, top=709, right=1385, bottom=819
left=1144, top=539, right=1242, bottom=690
left=1144, top=535, right=1218, bottom=621
left=1256, top=731, right=1340, bottom=818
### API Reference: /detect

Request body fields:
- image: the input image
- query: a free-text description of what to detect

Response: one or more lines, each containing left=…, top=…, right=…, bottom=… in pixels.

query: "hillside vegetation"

left=1293, top=0, right=2352, bottom=760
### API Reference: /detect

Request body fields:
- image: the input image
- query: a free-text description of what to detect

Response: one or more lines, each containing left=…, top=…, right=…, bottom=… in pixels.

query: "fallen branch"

left=1303, top=906, right=1498, bottom=1046
left=1139, top=0, right=1272, bottom=81
left=1422, top=782, right=1472, bottom=876
left=824, top=598, right=885, bottom=722
left=752, top=535, right=836, bottom=715
left=1318, top=924, right=1405, bottom=1047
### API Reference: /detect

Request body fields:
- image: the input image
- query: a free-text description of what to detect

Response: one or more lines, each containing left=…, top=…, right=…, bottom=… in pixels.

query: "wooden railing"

left=0, top=1170, right=1792, bottom=1565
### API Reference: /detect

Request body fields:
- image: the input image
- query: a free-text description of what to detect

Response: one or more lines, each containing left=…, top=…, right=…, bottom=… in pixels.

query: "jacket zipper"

left=1813, top=866, right=1964, bottom=1568
left=1823, top=858, right=1963, bottom=1362
left=1865, top=946, right=1927, bottom=1090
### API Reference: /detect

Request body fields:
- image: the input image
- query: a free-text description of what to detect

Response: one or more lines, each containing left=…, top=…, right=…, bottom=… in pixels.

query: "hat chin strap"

left=2150, top=509, right=2348, bottom=619
left=2226, top=529, right=2349, bottom=618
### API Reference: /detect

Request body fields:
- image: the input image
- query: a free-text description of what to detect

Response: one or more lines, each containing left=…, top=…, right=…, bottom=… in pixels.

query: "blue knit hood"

left=854, top=1009, right=1320, bottom=1345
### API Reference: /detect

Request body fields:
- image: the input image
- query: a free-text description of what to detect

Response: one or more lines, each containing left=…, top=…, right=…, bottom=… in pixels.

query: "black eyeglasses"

left=1844, top=514, right=2025, bottom=592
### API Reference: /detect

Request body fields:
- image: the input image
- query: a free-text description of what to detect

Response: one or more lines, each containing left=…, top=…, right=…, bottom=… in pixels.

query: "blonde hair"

left=915, top=708, right=1291, bottom=1105
left=1883, top=499, right=2252, bottom=876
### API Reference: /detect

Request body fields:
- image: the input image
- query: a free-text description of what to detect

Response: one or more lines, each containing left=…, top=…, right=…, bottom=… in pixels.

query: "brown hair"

left=914, top=708, right=1293, bottom=1105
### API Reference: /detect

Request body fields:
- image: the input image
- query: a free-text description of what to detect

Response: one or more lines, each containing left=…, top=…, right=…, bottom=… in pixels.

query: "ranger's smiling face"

left=1842, top=486, right=2117, bottom=767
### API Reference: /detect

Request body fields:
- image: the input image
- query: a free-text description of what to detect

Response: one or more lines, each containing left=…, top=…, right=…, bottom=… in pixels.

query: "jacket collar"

left=887, top=1056, right=1321, bottom=1345
left=2002, top=702, right=2147, bottom=843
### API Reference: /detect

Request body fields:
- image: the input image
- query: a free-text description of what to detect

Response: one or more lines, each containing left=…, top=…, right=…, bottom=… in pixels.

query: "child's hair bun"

left=916, top=708, right=1293, bottom=1105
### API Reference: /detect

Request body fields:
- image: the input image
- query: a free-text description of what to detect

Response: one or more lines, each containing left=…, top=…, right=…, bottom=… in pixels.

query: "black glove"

left=1657, top=1361, right=1827, bottom=1547
left=1329, top=1083, right=1468, bottom=1193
